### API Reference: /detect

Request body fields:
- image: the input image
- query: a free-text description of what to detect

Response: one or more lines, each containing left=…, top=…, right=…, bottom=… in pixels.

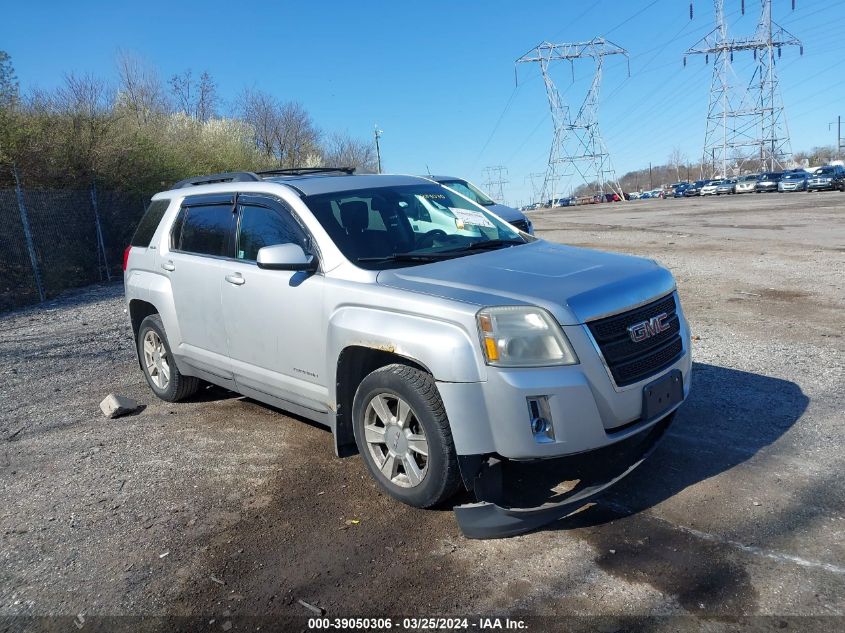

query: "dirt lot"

left=1, top=191, right=844, bottom=631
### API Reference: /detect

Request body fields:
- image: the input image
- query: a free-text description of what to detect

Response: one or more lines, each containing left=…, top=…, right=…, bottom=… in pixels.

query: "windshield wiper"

left=443, top=239, right=525, bottom=253
left=355, top=252, right=454, bottom=263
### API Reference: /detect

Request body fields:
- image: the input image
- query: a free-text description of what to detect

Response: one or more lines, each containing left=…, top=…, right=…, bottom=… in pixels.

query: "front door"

left=220, top=194, right=327, bottom=412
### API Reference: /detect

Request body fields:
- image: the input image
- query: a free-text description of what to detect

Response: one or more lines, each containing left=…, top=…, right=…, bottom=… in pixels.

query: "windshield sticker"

left=420, top=193, right=448, bottom=200
left=449, top=208, right=494, bottom=228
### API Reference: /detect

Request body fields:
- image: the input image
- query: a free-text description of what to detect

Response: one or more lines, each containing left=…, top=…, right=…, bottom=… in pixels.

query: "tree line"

left=0, top=51, right=378, bottom=192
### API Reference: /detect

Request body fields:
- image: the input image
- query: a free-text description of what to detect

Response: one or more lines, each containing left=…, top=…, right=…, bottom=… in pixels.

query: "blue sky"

left=3, top=0, right=842, bottom=204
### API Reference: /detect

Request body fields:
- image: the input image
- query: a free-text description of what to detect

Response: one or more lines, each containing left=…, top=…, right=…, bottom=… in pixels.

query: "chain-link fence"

left=0, top=176, right=153, bottom=311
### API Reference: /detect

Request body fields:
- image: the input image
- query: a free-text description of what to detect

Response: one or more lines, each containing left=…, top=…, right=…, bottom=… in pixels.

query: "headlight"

left=476, top=306, right=578, bottom=367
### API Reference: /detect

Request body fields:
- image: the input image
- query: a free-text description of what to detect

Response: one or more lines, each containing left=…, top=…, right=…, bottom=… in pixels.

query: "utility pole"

left=649, top=162, right=653, bottom=190
left=516, top=38, right=629, bottom=205
left=373, top=124, right=383, bottom=174
left=686, top=1, right=802, bottom=177
left=483, top=166, right=509, bottom=203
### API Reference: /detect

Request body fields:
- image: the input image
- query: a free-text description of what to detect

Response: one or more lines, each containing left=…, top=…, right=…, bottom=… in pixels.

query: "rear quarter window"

left=130, top=199, right=170, bottom=247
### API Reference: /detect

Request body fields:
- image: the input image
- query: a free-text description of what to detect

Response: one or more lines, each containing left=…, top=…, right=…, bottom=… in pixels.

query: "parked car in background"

left=716, top=179, right=737, bottom=195
left=700, top=180, right=720, bottom=196
left=424, top=175, right=533, bottom=234
left=673, top=183, right=690, bottom=197
left=778, top=171, right=809, bottom=192
left=755, top=172, right=783, bottom=193
left=683, top=180, right=708, bottom=196
left=640, top=191, right=652, bottom=199
left=628, top=192, right=641, bottom=200
left=734, top=174, right=759, bottom=193
left=806, top=165, right=845, bottom=192
left=668, top=182, right=688, bottom=196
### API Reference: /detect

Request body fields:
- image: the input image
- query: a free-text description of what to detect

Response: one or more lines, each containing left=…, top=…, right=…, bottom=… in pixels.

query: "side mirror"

left=256, top=243, right=318, bottom=272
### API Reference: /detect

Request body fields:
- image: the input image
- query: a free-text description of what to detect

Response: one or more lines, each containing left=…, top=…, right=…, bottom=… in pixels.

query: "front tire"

left=352, top=364, right=461, bottom=508
left=137, top=314, right=199, bottom=402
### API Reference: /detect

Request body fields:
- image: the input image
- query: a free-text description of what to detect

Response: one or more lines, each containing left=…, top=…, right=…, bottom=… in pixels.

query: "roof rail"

left=256, top=167, right=355, bottom=177
left=172, top=171, right=261, bottom=189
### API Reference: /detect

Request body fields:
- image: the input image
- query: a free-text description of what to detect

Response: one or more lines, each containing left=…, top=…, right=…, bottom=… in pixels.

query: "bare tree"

left=115, top=51, right=168, bottom=127
left=236, top=89, right=319, bottom=166
left=237, top=88, right=280, bottom=159
left=668, top=146, right=687, bottom=182
left=321, top=131, right=377, bottom=172
left=169, top=70, right=192, bottom=118
left=275, top=101, right=319, bottom=168
left=196, top=72, right=217, bottom=122
left=170, top=69, right=217, bottom=121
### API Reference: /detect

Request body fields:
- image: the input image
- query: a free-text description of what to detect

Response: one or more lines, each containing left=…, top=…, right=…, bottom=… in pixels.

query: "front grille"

left=510, top=219, right=530, bottom=232
left=587, top=294, right=683, bottom=387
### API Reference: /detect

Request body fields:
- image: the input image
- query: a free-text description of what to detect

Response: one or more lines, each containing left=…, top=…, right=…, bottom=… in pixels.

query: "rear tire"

left=137, top=314, right=199, bottom=402
left=352, top=364, right=461, bottom=508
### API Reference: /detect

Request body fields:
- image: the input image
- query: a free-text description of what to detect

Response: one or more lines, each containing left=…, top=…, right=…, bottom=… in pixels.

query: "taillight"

left=123, top=246, right=132, bottom=272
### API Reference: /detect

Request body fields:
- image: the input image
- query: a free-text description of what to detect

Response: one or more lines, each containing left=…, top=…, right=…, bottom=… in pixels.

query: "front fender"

left=327, top=306, right=485, bottom=389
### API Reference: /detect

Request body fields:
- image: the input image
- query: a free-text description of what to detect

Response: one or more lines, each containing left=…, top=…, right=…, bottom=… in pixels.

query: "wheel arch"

left=333, top=346, right=432, bottom=458
left=129, top=299, right=159, bottom=369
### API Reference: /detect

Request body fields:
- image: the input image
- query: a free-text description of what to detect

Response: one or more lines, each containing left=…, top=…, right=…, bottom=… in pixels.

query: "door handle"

left=161, top=261, right=175, bottom=272
left=225, top=273, right=245, bottom=286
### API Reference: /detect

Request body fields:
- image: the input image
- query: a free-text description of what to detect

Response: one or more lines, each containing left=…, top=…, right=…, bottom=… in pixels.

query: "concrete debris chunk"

left=99, top=394, right=140, bottom=419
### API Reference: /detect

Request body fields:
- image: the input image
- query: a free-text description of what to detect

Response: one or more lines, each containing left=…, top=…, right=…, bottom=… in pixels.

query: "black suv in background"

left=755, top=172, right=783, bottom=193
left=807, top=165, right=845, bottom=192
left=683, top=180, right=708, bottom=196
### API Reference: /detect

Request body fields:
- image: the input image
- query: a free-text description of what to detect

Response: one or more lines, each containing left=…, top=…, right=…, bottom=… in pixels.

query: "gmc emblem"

left=627, top=312, right=671, bottom=343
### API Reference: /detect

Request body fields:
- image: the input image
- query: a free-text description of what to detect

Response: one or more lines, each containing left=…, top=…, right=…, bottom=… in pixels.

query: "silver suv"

left=124, top=168, right=691, bottom=538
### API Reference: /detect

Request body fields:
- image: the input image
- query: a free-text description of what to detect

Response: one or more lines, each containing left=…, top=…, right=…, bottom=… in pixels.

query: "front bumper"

left=437, top=293, right=692, bottom=538
left=807, top=182, right=834, bottom=190
left=454, top=410, right=676, bottom=538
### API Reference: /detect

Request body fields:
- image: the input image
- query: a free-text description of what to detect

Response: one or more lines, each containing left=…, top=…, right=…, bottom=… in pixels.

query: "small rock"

left=609, top=549, right=616, bottom=554
left=753, top=501, right=762, bottom=506
left=99, top=394, right=140, bottom=419
left=298, top=599, right=324, bottom=615
left=221, top=622, right=232, bottom=632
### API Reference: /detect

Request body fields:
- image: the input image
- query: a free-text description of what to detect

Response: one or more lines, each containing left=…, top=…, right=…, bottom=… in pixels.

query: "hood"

left=376, top=240, right=676, bottom=325
left=482, top=202, right=524, bottom=223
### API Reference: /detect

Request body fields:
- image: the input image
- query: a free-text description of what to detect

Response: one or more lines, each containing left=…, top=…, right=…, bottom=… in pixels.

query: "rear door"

left=165, top=194, right=235, bottom=380
left=220, top=194, right=328, bottom=413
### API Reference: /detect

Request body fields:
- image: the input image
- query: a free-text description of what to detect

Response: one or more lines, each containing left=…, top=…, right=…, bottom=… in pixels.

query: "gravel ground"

left=1, top=191, right=843, bottom=631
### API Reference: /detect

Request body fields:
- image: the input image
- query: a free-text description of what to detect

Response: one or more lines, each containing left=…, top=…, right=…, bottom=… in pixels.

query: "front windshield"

left=302, top=184, right=527, bottom=270
left=816, top=167, right=834, bottom=175
left=439, top=179, right=496, bottom=206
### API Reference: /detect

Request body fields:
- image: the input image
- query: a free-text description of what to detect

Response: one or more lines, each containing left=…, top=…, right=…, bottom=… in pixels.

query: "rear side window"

left=131, top=199, right=170, bottom=247
left=175, top=204, right=234, bottom=256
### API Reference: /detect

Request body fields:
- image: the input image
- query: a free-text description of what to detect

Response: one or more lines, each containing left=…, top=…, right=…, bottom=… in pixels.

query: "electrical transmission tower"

left=685, top=1, right=802, bottom=177
left=483, top=165, right=509, bottom=202
left=524, top=172, right=545, bottom=204
left=516, top=38, right=628, bottom=204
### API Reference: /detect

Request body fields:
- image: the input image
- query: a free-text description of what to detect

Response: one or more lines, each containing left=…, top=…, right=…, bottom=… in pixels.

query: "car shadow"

left=556, top=361, right=809, bottom=529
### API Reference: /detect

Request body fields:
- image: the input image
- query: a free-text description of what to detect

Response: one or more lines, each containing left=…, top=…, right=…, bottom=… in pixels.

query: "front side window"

left=303, top=184, right=527, bottom=269
left=236, top=204, right=307, bottom=261
left=176, top=204, right=234, bottom=256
